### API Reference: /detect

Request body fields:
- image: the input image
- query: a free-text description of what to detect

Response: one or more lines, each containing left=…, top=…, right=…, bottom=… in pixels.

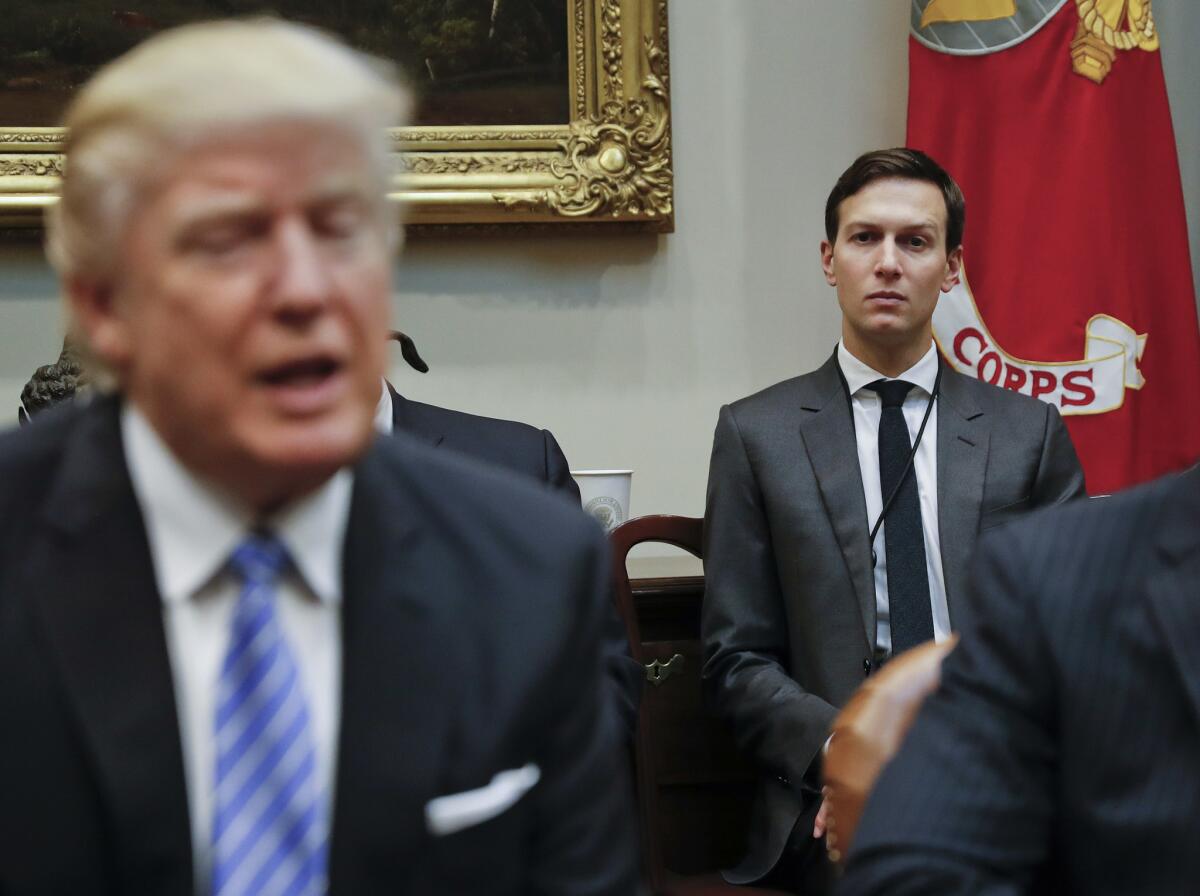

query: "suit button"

left=863, top=658, right=872, bottom=676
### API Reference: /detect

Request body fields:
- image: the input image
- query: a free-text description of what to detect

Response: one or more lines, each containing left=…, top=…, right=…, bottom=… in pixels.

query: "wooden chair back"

left=610, top=515, right=773, bottom=894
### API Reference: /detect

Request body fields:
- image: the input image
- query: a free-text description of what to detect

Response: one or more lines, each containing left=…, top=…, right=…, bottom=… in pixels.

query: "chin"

left=863, top=320, right=916, bottom=342
left=246, top=412, right=374, bottom=476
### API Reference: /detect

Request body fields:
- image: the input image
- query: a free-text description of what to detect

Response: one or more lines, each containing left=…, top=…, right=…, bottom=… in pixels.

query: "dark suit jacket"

left=0, top=397, right=637, bottom=895
left=388, top=385, right=642, bottom=735
left=389, top=384, right=580, bottom=501
left=701, top=352, right=1086, bottom=883
left=840, top=463, right=1200, bottom=896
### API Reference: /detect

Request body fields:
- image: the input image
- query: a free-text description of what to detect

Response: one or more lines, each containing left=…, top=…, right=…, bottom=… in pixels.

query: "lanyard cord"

left=867, top=364, right=941, bottom=568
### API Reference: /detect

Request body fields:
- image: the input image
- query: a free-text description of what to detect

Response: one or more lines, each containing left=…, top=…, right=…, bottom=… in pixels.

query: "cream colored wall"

left=387, top=1, right=912, bottom=526
left=0, top=2, right=1197, bottom=539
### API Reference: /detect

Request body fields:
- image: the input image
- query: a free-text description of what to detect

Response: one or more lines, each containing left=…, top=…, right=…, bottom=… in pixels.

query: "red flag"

left=908, top=0, right=1200, bottom=494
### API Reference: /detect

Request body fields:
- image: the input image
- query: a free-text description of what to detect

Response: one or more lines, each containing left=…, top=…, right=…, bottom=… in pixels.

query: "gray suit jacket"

left=701, top=351, right=1085, bottom=883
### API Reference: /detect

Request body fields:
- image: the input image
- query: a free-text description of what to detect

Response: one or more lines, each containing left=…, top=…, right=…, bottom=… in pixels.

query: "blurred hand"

left=813, top=787, right=831, bottom=838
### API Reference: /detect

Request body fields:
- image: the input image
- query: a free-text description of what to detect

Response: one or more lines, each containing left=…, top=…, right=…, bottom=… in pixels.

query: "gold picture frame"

left=0, top=0, right=673, bottom=232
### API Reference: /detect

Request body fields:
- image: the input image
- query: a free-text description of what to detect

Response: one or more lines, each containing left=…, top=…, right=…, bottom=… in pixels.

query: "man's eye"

left=852, top=232, right=875, bottom=243
left=194, top=232, right=246, bottom=254
left=313, top=205, right=367, bottom=239
left=183, top=221, right=264, bottom=256
left=907, top=235, right=929, bottom=249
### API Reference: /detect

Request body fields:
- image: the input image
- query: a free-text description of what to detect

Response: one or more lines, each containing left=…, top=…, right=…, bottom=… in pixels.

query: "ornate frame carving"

left=0, top=0, right=672, bottom=232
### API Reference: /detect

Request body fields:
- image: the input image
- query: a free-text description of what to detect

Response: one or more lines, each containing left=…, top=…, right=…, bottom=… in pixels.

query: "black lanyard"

left=865, top=365, right=941, bottom=568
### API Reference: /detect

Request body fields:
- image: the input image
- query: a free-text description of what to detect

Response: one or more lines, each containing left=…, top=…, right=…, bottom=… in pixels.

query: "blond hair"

left=46, top=17, right=410, bottom=281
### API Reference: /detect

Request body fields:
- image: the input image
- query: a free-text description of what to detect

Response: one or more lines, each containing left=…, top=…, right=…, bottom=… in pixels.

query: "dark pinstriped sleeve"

left=839, top=484, right=1174, bottom=895
left=838, top=521, right=1057, bottom=895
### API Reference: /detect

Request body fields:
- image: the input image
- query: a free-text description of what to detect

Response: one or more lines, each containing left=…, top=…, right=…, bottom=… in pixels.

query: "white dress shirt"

left=836, top=341, right=952, bottom=653
left=374, top=379, right=394, bottom=435
left=121, top=405, right=349, bottom=894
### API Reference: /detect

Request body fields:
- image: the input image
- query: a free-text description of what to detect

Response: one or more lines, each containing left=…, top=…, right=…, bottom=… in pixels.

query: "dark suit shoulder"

left=390, top=390, right=577, bottom=497
left=0, top=398, right=92, bottom=510
left=977, top=468, right=1188, bottom=617
left=399, top=395, right=548, bottom=445
left=364, top=429, right=599, bottom=560
left=1002, top=469, right=1176, bottom=552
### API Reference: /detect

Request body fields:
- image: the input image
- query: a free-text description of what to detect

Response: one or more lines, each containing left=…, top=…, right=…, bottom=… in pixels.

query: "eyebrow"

left=171, top=180, right=375, bottom=233
left=843, top=217, right=942, bottom=233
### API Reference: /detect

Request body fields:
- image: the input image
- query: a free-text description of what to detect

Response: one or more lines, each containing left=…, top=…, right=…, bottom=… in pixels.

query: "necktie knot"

left=868, top=378, right=916, bottom=409
left=228, top=534, right=289, bottom=588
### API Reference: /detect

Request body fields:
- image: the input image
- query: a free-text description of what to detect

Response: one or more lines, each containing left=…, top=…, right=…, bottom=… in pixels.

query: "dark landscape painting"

left=0, top=0, right=569, bottom=128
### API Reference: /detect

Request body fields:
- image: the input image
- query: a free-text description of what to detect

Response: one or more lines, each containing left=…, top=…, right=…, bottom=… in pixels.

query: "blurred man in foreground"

left=840, top=463, right=1200, bottom=895
left=0, top=19, right=634, bottom=895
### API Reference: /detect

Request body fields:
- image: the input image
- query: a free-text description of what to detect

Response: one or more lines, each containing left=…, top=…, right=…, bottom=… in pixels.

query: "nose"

left=875, top=237, right=901, bottom=279
left=269, top=216, right=333, bottom=319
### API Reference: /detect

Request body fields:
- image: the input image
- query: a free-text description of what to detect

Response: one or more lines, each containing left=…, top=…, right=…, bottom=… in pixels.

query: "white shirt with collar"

left=121, top=404, right=350, bottom=894
left=374, top=379, right=394, bottom=435
left=836, top=340, right=952, bottom=654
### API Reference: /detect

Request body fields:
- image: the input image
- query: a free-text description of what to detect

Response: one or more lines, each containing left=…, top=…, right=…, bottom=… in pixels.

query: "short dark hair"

left=824, top=147, right=965, bottom=251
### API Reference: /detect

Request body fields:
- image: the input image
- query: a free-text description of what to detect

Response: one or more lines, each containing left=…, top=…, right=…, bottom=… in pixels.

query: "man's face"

left=820, top=177, right=962, bottom=361
left=75, top=122, right=393, bottom=510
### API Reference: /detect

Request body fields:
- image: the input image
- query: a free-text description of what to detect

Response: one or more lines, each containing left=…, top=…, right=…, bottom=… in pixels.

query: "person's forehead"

left=839, top=178, right=946, bottom=230
left=154, top=125, right=375, bottom=206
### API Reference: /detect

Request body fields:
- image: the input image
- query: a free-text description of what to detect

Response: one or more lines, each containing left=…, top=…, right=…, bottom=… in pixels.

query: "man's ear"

left=942, top=245, right=964, bottom=292
left=820, top=240, right=837, bottom=287
left=65, top=276, right=132, bottom=370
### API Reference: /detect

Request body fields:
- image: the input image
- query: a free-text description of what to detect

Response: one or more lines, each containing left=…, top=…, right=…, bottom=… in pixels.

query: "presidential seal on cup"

left=570, top=470, right=633, bottom=532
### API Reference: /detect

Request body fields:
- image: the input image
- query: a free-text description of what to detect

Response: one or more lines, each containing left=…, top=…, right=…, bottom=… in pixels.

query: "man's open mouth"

left=259, top=356, right=343, bottom=387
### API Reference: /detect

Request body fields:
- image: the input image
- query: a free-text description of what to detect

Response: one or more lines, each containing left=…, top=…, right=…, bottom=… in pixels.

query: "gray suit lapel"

left=1146, top=468, right=1200, bottom=727
left=797, top=356, right=876, bottom=644
left=936, top=369, right=989, bottom=626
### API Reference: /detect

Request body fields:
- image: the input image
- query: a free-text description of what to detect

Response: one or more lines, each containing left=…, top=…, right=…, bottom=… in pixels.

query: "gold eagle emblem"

left=918, top=0, right=1158, bottom=84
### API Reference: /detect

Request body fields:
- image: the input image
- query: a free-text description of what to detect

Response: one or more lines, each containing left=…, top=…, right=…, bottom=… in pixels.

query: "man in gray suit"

left=701, top=148, right=1085, bottom=892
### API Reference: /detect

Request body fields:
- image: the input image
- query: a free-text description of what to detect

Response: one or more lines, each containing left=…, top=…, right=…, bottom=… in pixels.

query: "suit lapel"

left=32, top=399, right=193, bottom=893
left=1146, top=467, right=1200, bottom=727
left=936, top=368, right=989, bottom=626
left=328, top=443, right=458, bottom=887
left=797, top=355, right=876, bottom=644
left=389, top=384, right=444, bottom=448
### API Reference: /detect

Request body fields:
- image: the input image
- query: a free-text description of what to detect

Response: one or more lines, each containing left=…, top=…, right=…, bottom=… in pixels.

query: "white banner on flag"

left=932, top=274, right=1146, bottom=416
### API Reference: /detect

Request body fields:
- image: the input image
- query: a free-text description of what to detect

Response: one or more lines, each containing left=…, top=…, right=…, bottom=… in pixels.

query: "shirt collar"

left=374, top=378, right=394, bottom=435
left=121, top=403, right=351, bottom=606
left=836, top=340, right=939, bottom=398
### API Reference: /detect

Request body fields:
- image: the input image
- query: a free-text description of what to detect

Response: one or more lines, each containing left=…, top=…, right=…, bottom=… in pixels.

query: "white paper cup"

left=571, top=470, right=633, bottom=532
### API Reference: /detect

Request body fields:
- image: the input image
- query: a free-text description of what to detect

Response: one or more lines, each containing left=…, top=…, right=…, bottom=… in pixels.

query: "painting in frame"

left=0, top=0, right=672, bottom=231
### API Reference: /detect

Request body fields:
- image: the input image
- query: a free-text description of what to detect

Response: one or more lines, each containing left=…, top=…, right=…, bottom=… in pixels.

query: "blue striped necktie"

left=211, top=535, right=328, bottom=896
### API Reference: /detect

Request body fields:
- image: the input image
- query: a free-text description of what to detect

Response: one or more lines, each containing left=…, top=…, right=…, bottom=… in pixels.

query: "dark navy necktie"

left=867, top=379, right=935, bottom=655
